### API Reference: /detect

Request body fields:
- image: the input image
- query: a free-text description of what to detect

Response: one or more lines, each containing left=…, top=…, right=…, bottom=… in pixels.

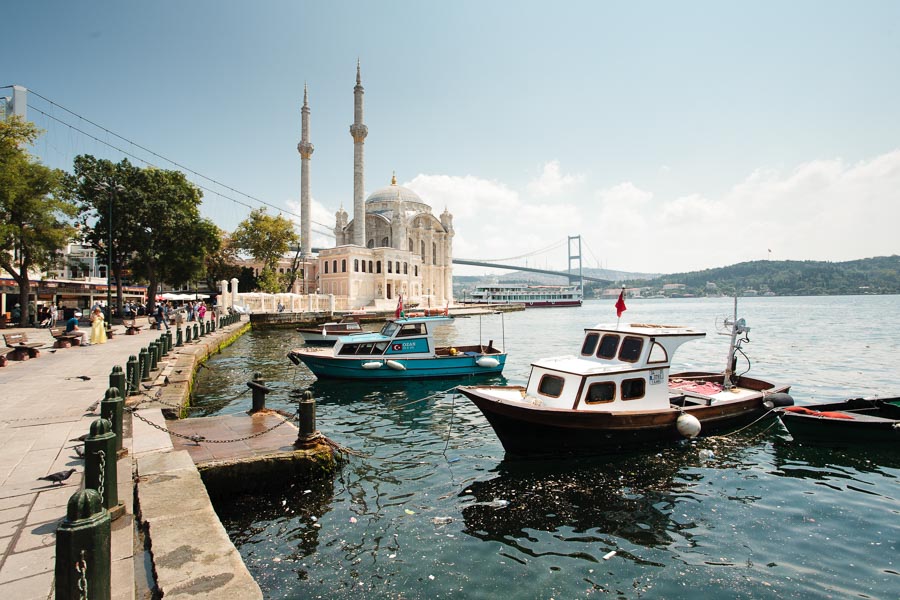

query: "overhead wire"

left=24, top=88, right=336, bottom=238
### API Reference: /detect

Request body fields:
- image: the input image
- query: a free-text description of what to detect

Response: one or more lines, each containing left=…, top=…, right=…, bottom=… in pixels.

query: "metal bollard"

left=193, top=323, right=199, bottom=339
left=166, top=330, right=173, bottom=352
left=184, top=324, right=192, bottom=343
left=100, top=387, right=124, bottom=455
left=211, top=316, right=216, bottom=332
left=126, top=355, right=139, bottom=396
left=175, top=326, right=183, bottom=347
left=84, top=418, right=123, bottom=519
left=148, top=342, right=158, bottom=371
left=139, top=348, right=151, bottom=382
left=108, top=366, right=126, bottom=401
left=157, top=334, right=168, bottom=357
left=246, top=373, right=272, bottom=414
left=295, top=391, right=318, bottom=448
left=55, top=489, right=111, bottom=600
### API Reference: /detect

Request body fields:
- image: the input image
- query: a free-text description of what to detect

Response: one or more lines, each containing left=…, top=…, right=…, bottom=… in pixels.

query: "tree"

left=203, top=229, right=243, bottom=291
left=63, top=156, right=144, bottom=316
left=126, top=168, right=220, bottom=314
left=231, top=208, right=299, bottom=293
left=0, top=117, right=76, bottom=325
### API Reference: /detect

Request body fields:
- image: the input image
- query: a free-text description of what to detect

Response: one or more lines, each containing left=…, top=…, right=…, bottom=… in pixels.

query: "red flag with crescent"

left=615, top=289, right=627, bottom=318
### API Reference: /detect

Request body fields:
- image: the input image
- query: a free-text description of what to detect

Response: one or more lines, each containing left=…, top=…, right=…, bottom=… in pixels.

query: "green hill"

left=618, top=255, right=900, bottom=297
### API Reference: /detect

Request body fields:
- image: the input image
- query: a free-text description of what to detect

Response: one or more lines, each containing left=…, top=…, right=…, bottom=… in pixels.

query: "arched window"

left=420, top=240, right=425, bottom=258
left=432, top=242, right=437, bottom=265
left=377, top=261, right=382, bottom=274
left=414, top=265, right=418, bottom=276
left=332, top=260, right=337, bottom=273
left=368, top=260, right=373, bottom=273
left=341, top=259, right=346, bottom=272
left=354, top=259, right=359, bottom=272
left=324, top=261, right=329, bottom=274
left=367, top=239, right=374, bottom=249
left=388, top=261, right=393, bottom=273
left=408, top=239, right=413, bottom=252
left=395, top=261, right=400, bottom=273
left=403, top=263, right=408, bottom=274
left=381, top=237, right=389, bottom=247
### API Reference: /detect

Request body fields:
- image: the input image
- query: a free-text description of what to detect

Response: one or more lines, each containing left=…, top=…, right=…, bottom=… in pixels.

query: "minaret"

left=297, top=83, right=314, bottom=258
left=349, top=60, right=368, bottom=246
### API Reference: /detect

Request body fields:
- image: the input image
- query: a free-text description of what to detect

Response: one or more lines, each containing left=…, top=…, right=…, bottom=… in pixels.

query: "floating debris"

left=432, top=516, right=453, bottom=525
left=603, top=551, right=617, bottom=560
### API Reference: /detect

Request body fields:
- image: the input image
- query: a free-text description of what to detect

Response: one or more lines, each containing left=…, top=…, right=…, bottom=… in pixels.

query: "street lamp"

left=95, top=181, right=124, bottom=323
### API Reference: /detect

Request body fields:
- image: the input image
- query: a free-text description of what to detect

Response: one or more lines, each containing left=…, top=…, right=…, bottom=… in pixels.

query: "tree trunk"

left=17, top=283, right=30, bottom=327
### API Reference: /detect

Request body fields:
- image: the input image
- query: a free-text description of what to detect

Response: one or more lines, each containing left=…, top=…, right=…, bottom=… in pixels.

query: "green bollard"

left=184, top=324, right=192, bottom=343
left=55, top=489, right=111, bottom=600
left=148, top=342, right=158, bottom=371
left=108, top=366, right=126, bottom=401
left=100, top=388, right=124, bottom=455
left=157, top=334, right=167, bottom=357
left=166, top=330, right=173, bottom=352
left=295, top=391, right=318, bottom=448
left=206, top=320, right=212, bottom=335
left=175, top=326, right=183, bottom=347
left=139, top=348, right=151, bottom=382
left=84, top=418, right=123, bottom=519
left=126, top=355, right=139, bottom=396
left=193, top=323, right=200, bottom=339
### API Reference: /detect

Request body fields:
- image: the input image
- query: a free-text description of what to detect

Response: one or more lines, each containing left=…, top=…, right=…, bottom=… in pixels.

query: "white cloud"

left=526, top=160, right=584, bottom=197
left=284, top=196, right=339, bottom=250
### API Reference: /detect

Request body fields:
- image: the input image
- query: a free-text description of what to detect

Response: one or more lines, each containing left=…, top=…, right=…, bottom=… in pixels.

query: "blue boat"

left=288, top=315, right=506, bottom=380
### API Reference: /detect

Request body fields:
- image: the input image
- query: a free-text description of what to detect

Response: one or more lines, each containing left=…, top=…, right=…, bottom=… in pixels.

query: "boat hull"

left=291, top=351, right=506, bottom=380
left=457, top=380, right=791, bottom=456
left=777, top=398, right=900, bottom=445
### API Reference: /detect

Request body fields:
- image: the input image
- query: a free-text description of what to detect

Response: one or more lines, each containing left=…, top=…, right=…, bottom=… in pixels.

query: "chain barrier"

left=76, top=549, right=88, bottom=600
left=95, top=449, right=106, bottom=498
left=128, top=406, right=298, bottom=444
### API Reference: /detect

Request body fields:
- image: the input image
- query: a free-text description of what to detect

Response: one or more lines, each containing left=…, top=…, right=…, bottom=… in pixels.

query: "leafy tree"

left=63, top=156, right=144, bottom=316
left=231, top=208, right=299, bottom=293
left=203, top=229, right=243, bottom=291
left=127, top=168, right=220, bottom=314
left=0, top=117, right=76, bottom=325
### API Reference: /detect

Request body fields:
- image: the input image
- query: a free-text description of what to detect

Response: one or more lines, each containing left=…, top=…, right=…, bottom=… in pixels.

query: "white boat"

left=457, top=299, right=793, bottom=455
left=296, top=316, right=363, bottom=344
left=464, top=283, right=583, bottom=308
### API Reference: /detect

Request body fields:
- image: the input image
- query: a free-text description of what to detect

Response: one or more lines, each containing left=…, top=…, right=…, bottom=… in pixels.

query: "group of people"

left=151, top=300, right=209, bottom=330
left=62, top=306, right=108, bottom=346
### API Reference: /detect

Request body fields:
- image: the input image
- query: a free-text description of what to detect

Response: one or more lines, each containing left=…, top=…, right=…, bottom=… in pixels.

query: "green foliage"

left=203, top=229, right=243, bottom=290
left=256, top=267, right=282, bottom=294
left=625, top=256, right=900, bottom=296
left=232, top=208, right=299, bottom=279
left=0, top=117, right=76, bottom=324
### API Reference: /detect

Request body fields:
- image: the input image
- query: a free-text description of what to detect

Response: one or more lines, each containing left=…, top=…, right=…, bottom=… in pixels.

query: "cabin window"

left=621, top=378, right=646, bottom=400
left=648, top=341, right=668, bottom=364
left=397, top=324, right=424, bottom=337
left=537, top=374, right=565, bottom=398
left=585, top=382, right=615, bottom=404
left=380, top=322, right=400, bottom=337
left=581, top=333, right=599, bottom=356
left=596, top=334, right=620, bottom=359
left=337, top=343, right=359, bottom=356
left=618, top=336, right=644, bottom=362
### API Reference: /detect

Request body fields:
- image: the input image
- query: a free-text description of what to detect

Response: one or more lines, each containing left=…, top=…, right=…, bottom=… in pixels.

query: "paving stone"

left=0, top=543, right=55, bottom=584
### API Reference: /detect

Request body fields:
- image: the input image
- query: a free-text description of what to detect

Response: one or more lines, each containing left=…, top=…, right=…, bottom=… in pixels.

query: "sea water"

left=195, top=296, right=900, bottom=599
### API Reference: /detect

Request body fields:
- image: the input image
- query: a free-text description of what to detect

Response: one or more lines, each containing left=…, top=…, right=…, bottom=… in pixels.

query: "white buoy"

left=361, top=361, right=382, bottom=370
left=476, top=356, right=500, bottom=368
left=386, top=360, right=406, bottom=371
left=676, top=413, right=702, bottom=438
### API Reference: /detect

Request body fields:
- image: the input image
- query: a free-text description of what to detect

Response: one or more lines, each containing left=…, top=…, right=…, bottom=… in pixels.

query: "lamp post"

left=95, top=181, right=125, bottom=322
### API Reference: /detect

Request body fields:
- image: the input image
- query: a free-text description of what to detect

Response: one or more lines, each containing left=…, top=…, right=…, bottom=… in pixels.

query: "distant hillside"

left=625, top=256, right=900, bottom=296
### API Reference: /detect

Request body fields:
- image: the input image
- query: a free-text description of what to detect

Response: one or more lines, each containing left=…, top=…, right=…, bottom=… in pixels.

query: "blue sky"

left=4, top=1, right=900, bottom=274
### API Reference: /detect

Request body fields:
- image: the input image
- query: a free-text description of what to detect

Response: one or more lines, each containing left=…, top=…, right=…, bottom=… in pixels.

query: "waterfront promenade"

left=0, top=318, right=259, bottom=599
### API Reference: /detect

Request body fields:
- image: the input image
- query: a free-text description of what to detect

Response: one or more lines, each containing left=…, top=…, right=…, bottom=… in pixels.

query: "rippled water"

left=196, top=296, right=900, bottom=599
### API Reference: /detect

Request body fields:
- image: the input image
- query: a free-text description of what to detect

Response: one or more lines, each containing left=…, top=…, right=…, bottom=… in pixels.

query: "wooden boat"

left=296, top=316, right=363, bottom=344
left=776, top=397, right=900, bottom=445
left=457, top=300, right=793, bottom=455
left=288, top=315, right=506, bottom=380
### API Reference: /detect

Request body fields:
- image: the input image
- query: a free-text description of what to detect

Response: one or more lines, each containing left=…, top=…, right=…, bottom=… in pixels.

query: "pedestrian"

left=11, top=303, right=21, bottom=323
left=197, top=302, right=207, bottom=324
left=50, top=303, right=59, bottom=328
left=156, top=303, right=169, bottom=331
left=89, top=307, right=107, bottom=345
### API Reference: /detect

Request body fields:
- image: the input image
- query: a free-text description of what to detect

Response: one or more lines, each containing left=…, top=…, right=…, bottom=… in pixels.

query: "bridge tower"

left=568, top=235, right=583, bottom=287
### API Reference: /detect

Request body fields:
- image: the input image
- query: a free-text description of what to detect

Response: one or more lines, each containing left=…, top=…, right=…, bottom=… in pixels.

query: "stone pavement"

left=0, top=318, right=258, bottom=599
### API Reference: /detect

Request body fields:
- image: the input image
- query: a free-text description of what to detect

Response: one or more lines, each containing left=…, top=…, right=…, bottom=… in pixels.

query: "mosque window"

left=354, top=259, right=359, bottom=272
left=367, top=239, right=374, bottom=249
left=414, top=265, right=418, bottom=276
left=382, top=237, right=389, bottom=247
left=388, top=261, right=393, bottom=273
left=403, top=263, right=408, bottom=274
left=377, top=261, right=382, bottom=274
left=332, top=260, right=337, bottom=273
left=342, top=260, right=347, bottom=273
left=395, top=261, right=400, bottom=273
left=369, top=260, right=373, bottom=273
left=420, top=240, right=425, bottom=258
left=409, top=239, right=413, bottom=252
left=432, top=242, right=437, bottom=265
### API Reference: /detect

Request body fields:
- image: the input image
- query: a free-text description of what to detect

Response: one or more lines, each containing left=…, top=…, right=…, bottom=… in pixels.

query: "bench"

left=2, top=333, right=42, bottom=360
left=50, top=326, right=83, bottom=348
left=0, top=347, right=12, bottom=367
left=123, top=318, right=145, bottom=335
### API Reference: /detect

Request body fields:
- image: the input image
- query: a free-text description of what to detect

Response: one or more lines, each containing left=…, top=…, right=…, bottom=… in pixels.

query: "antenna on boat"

left=722, top=295, right=750, bottom=388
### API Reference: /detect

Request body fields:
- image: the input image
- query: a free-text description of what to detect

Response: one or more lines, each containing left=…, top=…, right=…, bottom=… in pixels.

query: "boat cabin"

left=525, top=323, right=705, bottom=412
left=333, top=316, right=453, bottom=358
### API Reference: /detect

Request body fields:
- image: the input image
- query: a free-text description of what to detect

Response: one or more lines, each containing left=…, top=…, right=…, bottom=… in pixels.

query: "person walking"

left=89, top=307, right=107, bottom=345
left=50, top=303, right=59, bottom=328
left=197, top=302, right=207, bottom=324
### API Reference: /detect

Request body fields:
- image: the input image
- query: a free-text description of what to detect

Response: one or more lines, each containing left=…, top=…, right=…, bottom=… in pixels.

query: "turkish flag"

left=395, top=295, right=403, bottom=318
left=615, top=289, right=627, bottom=318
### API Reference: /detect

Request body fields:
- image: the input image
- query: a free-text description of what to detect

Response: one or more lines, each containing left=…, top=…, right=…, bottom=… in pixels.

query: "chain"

left=95, top=449, right=106, bottom=498
left=128, top=407, right=297, bottom=444
left=76, top=549, right=88, bottom=600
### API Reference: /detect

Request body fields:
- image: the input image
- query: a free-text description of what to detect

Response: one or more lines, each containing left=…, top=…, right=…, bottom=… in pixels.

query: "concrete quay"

left=0, top=316, right=261, bottom=599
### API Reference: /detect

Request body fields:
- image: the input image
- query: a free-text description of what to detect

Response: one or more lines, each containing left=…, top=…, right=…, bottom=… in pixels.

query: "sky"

left=4, top=1, right=900, bottom=276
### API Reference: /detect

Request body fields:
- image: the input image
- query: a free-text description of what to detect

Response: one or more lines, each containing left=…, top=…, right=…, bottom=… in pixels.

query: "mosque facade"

left=299, top=63, right=454, bottom=310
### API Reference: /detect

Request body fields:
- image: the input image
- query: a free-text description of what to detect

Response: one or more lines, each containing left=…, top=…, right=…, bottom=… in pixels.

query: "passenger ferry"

left=464, top=283, right=583, bottom=308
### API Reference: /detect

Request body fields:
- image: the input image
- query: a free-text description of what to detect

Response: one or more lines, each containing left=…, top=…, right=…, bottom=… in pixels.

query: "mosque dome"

left=365, top=175, right=431, bottom=214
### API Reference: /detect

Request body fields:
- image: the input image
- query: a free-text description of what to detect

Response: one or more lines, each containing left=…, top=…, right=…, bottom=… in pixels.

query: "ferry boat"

left=464, top=283, right=583, bottom=308
left=457, top=300, right=793, bottom=455
left=288, top=315, right=506, bottom=380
